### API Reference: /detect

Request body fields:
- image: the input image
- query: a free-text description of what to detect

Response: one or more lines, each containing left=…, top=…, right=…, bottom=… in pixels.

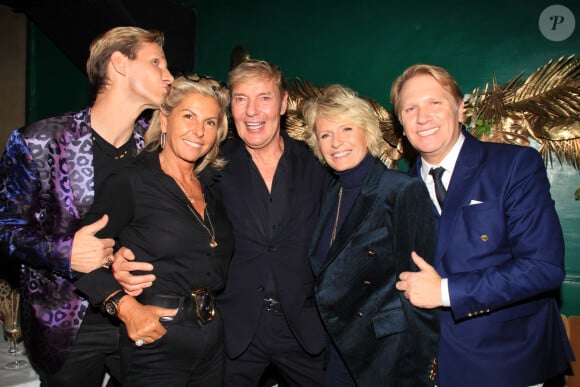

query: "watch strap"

left=102, top=290, right=126, bottom=316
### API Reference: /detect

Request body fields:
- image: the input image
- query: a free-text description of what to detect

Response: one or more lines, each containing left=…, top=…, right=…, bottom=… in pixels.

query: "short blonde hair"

left=145, top=75, right=230, bottom=174
left=301, top=84, right=383, bottom=164
left=86, top=26, right=165, bottom=95
left=390, top=64, right=463, bottom=117
left=228, top=59, right=287, bottom=95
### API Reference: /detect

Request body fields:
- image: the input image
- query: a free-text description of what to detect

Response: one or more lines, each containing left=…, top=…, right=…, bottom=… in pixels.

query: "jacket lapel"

left=65, top=109, right=95, bottom=216
left=69, top=108, right=146, bottom=216
left=320, top=159, right=383, bottom=273
left=309, top=180, right=339, bottom=275
left=434, top=133, right=484, bottom=268
left=224, top=139, right=269, bottom=239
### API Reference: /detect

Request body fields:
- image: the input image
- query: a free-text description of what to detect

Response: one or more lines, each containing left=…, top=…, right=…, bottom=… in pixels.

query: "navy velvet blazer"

left=310, top=157, right=439, bottom=386
left=411, top=132, right=574, bottom=387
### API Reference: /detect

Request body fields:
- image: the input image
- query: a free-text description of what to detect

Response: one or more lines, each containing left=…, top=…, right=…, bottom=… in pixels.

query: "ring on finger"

left=102, top=254, right=114, bottom=269
left=135, top=339, right=144, bottom=347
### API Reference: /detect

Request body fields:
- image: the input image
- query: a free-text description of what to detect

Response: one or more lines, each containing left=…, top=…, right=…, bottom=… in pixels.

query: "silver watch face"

left=105, top=301, right=117, bottom=315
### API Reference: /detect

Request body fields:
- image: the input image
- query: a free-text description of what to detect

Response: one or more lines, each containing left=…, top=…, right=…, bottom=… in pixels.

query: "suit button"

left=367, top=250, right=376, bottom=257
left=257, top=286, right=264, bottom=293
left=480, top=234, right=489, bottom=242
left=357, top=311, right=364, bottom=317
left=363, top=280, right=371, bottom=286
left=468, top=312, right=473, bottom=317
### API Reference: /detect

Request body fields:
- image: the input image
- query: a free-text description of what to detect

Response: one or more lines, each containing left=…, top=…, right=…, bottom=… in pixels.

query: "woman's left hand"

left=117, top=296, right=178, bottom=345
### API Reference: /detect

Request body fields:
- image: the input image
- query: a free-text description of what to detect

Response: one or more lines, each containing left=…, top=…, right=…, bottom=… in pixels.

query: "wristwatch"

left=102, top=290, right=126, bottom=316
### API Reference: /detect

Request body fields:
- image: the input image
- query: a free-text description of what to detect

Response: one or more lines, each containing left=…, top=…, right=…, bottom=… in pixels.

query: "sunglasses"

left=176, top=73, right=227, bottom=91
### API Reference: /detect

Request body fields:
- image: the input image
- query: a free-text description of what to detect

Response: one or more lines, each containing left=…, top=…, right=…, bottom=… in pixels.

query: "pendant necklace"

left=173, top=177, right=218, bottom=248
left=187, top=204, right=218, bottom=248
left=330, top=187, right=343, bottom=247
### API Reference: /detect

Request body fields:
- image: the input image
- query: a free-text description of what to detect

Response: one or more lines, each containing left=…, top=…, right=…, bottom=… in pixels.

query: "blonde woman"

left=79, top=75, right=233, bottom=386
left=302, top=84, right=439, bottom=386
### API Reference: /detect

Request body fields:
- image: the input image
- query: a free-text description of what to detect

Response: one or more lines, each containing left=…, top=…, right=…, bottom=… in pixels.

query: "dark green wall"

left=27, top=0, right=579, bottom=314
left=188, top=0, right=578, bottom=109
left=26, top=23, right=91, bottom=122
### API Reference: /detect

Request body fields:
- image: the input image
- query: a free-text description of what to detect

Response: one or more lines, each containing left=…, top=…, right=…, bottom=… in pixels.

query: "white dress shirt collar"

left=419, top=132, right=465, bottom=214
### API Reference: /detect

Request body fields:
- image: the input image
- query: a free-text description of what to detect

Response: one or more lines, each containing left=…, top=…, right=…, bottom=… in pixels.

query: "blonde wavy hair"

left=145, top=75, right=230, bottom=174
left=301, top=84, right=383, bottom=164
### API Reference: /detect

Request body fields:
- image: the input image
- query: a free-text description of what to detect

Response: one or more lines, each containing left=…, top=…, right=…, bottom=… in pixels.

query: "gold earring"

left=160, top=132, right=167, bottom=148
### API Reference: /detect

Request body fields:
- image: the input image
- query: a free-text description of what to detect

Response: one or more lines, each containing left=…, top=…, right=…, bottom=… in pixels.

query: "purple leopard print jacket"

left=0, top=107, right=146, bottom=373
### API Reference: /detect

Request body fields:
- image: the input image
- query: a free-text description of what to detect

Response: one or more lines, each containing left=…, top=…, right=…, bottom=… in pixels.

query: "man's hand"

left=112, top=247, right=155, bottom=296
left=117, top=296, right=177, bottom=345
left=395, top=251, right=443, bottom=308
left=71, top=215, right=114, bottom=273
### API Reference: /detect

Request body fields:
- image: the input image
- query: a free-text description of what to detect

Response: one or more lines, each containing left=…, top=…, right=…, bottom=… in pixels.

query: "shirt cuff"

left=441, top=278, right=451, bottom=307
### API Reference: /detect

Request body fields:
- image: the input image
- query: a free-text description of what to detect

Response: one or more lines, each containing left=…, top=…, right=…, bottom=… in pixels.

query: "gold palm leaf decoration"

left=285, top=78, right=324, bottom=142
left=464, top=55, right=580, bottom=169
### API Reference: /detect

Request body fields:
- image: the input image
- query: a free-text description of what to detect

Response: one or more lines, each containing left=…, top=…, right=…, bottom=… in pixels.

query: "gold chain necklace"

left=330, top=187, right=343, bottom=247
left=174, top=178, right=197, bottom=203
left=172, top=175, right=217, bottom=248
left=187, top=204, right=218, bottom=248
left=92, top=134, right=132, bottom=160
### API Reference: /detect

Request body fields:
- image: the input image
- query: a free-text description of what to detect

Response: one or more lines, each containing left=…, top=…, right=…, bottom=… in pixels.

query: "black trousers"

left=119, top=309, right=225, bottom=387
left=224, top=309, right=325, bottom=387
left=38, top=308, right=121, bottom=387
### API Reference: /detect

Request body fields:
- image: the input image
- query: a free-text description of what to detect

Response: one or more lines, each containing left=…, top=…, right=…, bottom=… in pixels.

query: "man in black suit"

left=217, top=59, right=331, bottom=386
left=111, top=59, right=331, bottom=386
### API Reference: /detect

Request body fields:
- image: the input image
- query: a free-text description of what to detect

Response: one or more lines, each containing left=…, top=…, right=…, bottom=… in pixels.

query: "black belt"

left=137, top=288, right=215, bottom=324
left=263, top=297, right=282, bottom=313
left=137, top=293, right=185, bottom=309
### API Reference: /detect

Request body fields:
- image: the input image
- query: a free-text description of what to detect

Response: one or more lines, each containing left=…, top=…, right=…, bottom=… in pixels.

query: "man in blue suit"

left=393, top=64, right=573, bottom=387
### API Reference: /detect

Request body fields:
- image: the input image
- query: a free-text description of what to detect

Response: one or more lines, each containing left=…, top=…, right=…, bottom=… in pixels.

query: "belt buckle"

left=191, top=288, right=215, bottom=324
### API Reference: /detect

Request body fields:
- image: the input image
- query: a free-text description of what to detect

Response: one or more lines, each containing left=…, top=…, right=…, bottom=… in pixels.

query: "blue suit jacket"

left=411, top=131, right=573, bottom=387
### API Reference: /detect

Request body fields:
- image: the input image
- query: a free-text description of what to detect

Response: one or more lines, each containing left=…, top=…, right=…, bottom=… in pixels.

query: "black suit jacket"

left=218, top=132, right=332, bottom=357
left=310, top=158, right=439, bottom=386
